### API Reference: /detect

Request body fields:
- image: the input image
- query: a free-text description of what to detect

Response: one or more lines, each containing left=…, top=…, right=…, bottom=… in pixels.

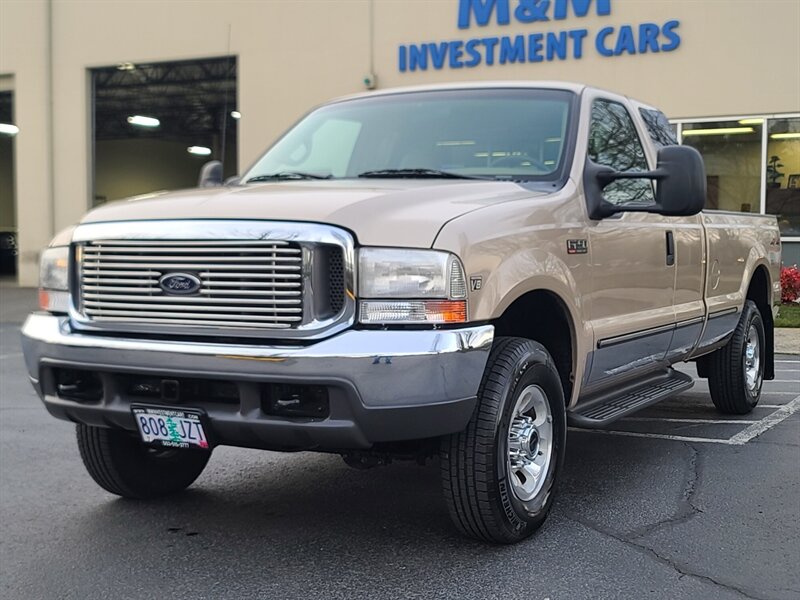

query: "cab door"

left=583, top=96, right=677, bottom=388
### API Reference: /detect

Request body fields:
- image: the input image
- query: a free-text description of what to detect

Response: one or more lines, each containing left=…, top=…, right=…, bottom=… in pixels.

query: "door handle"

left=666, top=231, right=675, bottom=266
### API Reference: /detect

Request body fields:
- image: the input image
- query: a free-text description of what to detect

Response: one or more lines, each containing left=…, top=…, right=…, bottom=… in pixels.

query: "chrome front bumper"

left=21, top=313, right=494, bottom=449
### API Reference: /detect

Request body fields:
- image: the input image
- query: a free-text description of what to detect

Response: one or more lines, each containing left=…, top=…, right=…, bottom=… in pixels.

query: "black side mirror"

left=653, top=145, right=706, bottom=216
left=198, top=160, right=223, bottom=188
left=585, top=145, right=706, bottom=219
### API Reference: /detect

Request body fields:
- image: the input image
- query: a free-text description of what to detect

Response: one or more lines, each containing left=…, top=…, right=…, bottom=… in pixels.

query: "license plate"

left=132, top=405, right=210, bottom=449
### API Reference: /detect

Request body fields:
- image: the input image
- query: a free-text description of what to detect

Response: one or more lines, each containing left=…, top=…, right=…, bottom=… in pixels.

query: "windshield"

left=243, top=89, right=576, bottom=182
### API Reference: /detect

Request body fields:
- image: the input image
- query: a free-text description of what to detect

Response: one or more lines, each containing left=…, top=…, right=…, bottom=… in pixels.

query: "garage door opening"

left=91, top=56, right=237, bottom=206
left=0, top=89, right=17, bottom=278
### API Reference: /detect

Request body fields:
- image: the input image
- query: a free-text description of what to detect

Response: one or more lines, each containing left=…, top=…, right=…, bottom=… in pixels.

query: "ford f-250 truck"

left=21, top=82, right=782, bottom=543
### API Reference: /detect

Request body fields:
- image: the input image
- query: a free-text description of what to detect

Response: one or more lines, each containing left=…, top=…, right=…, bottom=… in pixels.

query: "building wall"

left=1, top=0, right=799, bottom=284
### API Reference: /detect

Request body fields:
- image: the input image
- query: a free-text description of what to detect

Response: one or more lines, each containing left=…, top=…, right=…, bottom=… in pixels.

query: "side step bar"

left=568, top=369, right=694, bottom=429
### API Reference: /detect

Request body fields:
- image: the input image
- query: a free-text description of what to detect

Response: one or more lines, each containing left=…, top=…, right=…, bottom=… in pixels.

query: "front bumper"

left=21, top=313, right=493, bottom=450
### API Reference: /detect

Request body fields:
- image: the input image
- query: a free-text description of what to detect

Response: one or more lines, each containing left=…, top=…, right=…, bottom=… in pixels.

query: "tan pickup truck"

left=22, top=82, right=782, bottom=543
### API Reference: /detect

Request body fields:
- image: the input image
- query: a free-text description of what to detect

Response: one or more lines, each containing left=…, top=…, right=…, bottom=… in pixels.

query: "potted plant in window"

left=767, top=155, right=785, bottom=189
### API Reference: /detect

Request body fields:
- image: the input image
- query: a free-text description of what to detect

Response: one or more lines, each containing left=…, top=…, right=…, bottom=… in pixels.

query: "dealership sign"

left=398, top=0, right=681, bottom=72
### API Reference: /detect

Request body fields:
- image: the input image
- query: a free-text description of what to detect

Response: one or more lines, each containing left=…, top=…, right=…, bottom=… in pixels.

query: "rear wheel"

left=77, top=424, right=211, bottom=499
left=707, top=300, right=765, bottom=415
left=441, top=337, right=566, bottom=544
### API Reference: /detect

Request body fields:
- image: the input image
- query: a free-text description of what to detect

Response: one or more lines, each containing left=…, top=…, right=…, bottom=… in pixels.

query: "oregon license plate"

left=132, top=405, right=210, bottom=449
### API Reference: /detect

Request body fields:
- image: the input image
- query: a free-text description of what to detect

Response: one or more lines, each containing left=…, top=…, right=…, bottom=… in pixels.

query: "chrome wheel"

left=744, top=324, right=762, bottom=393
left=507, top=385, right=553, bottom=502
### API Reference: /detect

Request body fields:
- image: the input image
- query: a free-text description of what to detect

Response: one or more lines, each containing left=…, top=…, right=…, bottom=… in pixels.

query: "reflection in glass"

left=765, top=118, right=800, bottom=236
left=682, top=121, right=762, bottom=213
left=589, top=100, right=654, bottom=206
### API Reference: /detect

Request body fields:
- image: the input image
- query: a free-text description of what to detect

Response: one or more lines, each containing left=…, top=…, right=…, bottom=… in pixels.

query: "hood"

left=80, top=180, right=543, bottom=247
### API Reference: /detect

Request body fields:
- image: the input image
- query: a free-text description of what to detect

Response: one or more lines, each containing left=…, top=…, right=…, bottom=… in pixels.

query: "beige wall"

left=1, top=0, right=799, bottom=284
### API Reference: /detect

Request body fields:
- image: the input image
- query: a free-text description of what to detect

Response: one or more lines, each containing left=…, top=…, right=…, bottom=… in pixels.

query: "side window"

left=639, top=108, right=678, bottom=149
left=589, top=100, right=655, bottom=206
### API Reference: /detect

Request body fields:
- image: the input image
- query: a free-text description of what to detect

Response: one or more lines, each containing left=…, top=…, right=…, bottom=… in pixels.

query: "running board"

left=568, top=369, right=694, bottom=429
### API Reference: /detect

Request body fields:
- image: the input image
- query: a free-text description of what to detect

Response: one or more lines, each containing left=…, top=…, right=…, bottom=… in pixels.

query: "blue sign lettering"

left=553, top=0, right=610, bottom=20
left=458, top=0, right=511, bottom=29
left=401, top=0, right=680, bottom=72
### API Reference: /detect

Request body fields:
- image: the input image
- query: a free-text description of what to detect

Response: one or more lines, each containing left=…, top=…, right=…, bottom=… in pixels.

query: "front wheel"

left=441, top=337, right=566, bottom=544
left=77, top=424, right=211, bottom=499
left=707, top=300, right=765, bottom=415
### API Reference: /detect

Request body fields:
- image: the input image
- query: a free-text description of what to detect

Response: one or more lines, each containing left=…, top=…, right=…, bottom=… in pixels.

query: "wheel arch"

left=490, top=289, right=579, bottom=406
left=746, top=264, right=774, bottom=379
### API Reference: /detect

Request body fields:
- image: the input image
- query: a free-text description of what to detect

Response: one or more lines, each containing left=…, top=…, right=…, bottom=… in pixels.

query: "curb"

left=775, top=328, right=800, bottom=356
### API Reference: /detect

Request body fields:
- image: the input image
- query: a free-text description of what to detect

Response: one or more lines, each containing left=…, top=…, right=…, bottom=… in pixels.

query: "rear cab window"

left=639, top=107, right=679, bottom=149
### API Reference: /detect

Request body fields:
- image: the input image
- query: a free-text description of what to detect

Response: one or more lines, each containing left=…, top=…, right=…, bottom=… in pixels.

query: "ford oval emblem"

left=159, top=273, right=201, bottom=295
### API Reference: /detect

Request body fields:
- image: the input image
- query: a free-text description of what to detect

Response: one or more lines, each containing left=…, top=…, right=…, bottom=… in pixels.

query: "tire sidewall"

left=742, top=307, right=765, bottom=404
left=493, top=347, right=566, bottom=535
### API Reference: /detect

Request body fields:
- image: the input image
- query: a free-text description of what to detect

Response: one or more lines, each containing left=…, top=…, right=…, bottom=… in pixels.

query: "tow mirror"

left=198, top=160, right=223, bottom=188
left=585, top=145, right=706, bottom=219
left=652, top=146, right=706, bottom=216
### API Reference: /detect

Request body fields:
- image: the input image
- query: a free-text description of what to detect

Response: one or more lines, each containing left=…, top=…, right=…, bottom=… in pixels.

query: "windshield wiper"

left=246, top=171, right=332, bottom=182
left=357, top=168, right=485, bottom=180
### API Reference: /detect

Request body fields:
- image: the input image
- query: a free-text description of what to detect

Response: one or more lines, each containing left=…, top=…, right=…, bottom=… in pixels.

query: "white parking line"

left=621, top=417, right=758, bottom=424
left=728, top=396, right=800, bottom=444
left=573, top=395, right=800, bottom=446
left=570, top=428, right=733, bottom=445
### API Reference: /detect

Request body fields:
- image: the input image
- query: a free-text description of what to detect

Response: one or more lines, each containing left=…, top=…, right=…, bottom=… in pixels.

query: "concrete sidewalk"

left=2, top=285, right=798, bottom=353
left=775, top=327, right=800, bottom=355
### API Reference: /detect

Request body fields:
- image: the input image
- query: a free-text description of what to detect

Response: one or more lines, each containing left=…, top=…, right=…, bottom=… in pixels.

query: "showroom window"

left=91, top=57, right=237, bottom=205
left=672, top=113, right=800, bottom=240
left=681, top=120, right=763, bottom=213
left=0, top=88, right=16, bottom=276
left=766, top=117, right=800, bottom=236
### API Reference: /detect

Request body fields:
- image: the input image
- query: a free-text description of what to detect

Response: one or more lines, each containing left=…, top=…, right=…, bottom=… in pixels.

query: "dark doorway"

left=0, top=90, right=17, bottom=277
left=91, top=56, right=237, bottom=206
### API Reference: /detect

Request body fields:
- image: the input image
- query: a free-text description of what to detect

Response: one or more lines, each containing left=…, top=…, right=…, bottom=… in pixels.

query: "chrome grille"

left=78, top=240, right=304, bottom=330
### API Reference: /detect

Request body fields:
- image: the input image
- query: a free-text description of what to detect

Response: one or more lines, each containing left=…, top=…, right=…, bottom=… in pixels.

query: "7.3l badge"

left=566, top=239, right=588, bottom=255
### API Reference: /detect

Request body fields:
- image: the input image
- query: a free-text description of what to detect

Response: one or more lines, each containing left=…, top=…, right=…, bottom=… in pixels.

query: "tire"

left=441, top=337, right=567, bottom=544
left=77, top=424, right=211, bottom=499
left=707, top=300, right=765, bottom=415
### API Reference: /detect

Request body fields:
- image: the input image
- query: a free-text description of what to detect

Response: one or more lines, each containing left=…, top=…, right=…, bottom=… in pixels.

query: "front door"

left=583, top=96, right=676, bottom=387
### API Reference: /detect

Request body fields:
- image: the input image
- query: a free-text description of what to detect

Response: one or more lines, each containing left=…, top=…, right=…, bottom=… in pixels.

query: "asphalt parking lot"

left=1, top=287, right=798, bottom=600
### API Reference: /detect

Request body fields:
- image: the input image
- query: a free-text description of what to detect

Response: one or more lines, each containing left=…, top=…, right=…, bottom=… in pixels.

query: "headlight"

left=358, top=248, right=468, bottom=324
left=38, top=246, right=70, bottom=313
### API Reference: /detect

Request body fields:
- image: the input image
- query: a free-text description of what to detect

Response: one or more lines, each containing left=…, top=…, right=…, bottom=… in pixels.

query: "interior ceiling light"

left=187, top=146, right=212, bottom=156
left=738, top=118, right=764, bottom=125
left=0, top=123, right=19, bottom=136
left=770, top=132, right=800, bottom=140
left=231, top=111, right=241, bottom=119
left=127, top=115, right=160, bottom=128
left=682, top=127, right=754, bottom=137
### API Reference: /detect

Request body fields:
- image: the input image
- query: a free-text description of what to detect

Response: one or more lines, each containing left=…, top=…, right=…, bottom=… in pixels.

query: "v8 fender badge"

left=567, top=239, right=588, bottom=255
left=470, top=276, right=483, bottom=291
